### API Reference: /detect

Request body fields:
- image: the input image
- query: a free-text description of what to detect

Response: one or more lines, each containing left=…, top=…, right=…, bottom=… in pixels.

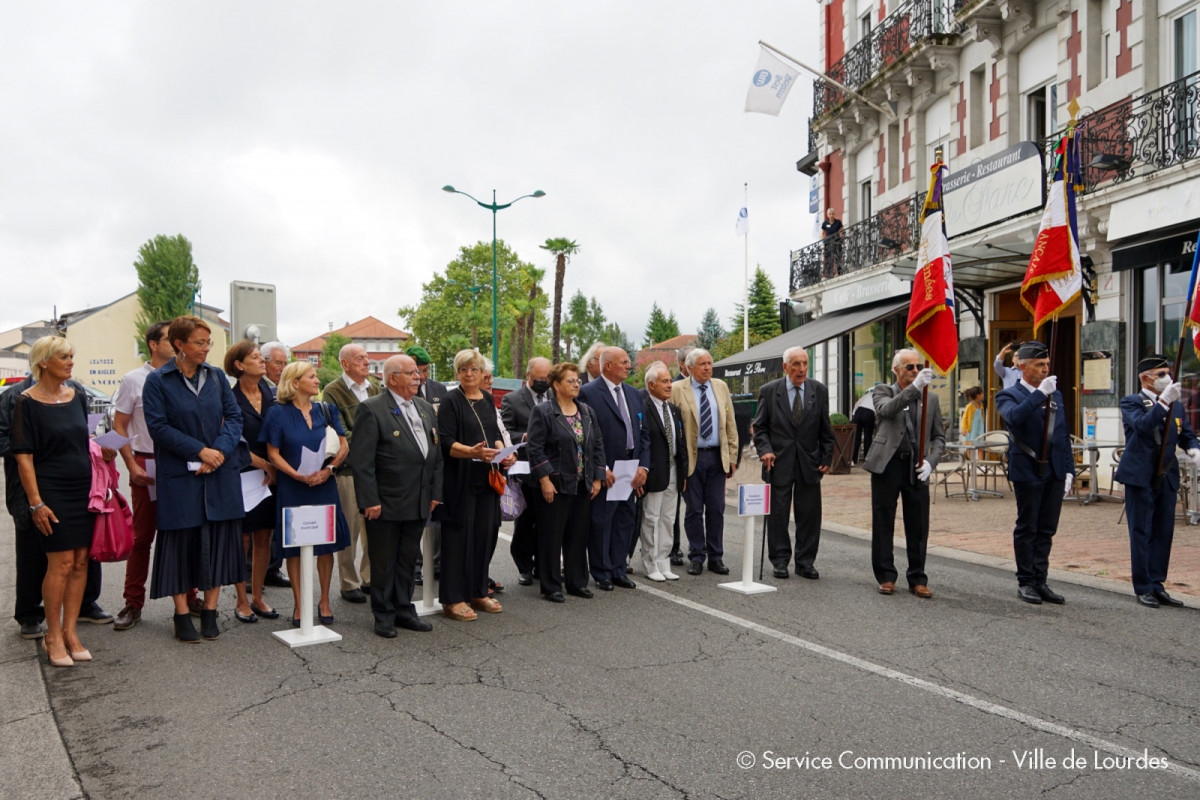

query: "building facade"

left=291, top=316, right=411, bottom=377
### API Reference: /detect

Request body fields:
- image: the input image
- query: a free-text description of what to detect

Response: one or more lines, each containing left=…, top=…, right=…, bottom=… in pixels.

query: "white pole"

left=416, top=523, right=440, bottom=616
left=300, top=544, right=314, bottom=635
left=740, top=516, right=755, bottom=585
left=743, top=182, right=750, bottom=395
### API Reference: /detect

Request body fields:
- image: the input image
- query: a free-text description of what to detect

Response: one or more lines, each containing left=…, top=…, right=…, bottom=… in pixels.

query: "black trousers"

left=870, top=454, right=929, bottom=586
left=1012, top=479, right=1064, bottom=587
left=535, top=483, right=591, bottom=595
left=851, top=408, right=875, bottom=462
left=14, top=521, right=101, bottom=625
left=365, top=518, right=425, bottom=626
left=767, top=479, right=822, bottom=569
left=1124, top=482, right=1176, bottom=595
left=509, top=483, right=539, bottom=574
left=440, top=490, right=498, bottom=605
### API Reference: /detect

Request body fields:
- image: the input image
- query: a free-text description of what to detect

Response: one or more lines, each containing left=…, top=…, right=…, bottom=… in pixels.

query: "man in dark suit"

left=579, top=347, right=650, bottom=589
left=636, top=361, right=688, bottom=581
left=752, top=346, right=835, bottom=580
left=406, top=345, right=447, bottom=585
left=996, top=341, right=1074, bottom=605
left=1115, top=354, right=1200, bottom=608
left=862, top=350, right=944, bottom=598
left=668, top=347, right=693, bottom=565
left=501, top=356, right=552, bottom=585
left=350, top=354, right=443, bottom=638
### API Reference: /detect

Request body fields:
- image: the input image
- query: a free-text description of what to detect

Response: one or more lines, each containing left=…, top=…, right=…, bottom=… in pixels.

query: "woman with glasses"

left=437, top=349, right=516, bottom=621
left=525, top=362, right=605, bottom=602
left=143, top=316, right=246, bottom=643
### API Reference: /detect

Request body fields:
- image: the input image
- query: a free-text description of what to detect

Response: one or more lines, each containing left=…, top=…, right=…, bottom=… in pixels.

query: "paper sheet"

left=92, top=429, right=131, bottom=450
left=144, top=458, right=156, bottom=502
left=240, top=469, right=272, bottom=512
left=607, top=459, right=639, bottom=502
left=506, top=460, right=530, bottom=476
left=186, top=461, right=203, bottom=473
left=489, top=441, right=526, bottom=463
left=87, top=413, right=104, bottom=433
left=299, top=446, right=324, bottom=476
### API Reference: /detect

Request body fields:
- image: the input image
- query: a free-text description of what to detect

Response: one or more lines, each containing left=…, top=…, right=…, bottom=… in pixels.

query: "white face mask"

left=1154, top=374, right=1171, bottom=393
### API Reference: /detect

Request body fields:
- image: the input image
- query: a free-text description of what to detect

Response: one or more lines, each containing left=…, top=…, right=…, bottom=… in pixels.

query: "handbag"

left=91, top=487, right=134, bottom=562
left=500, top=476, right=526, bottom=520
left=321, top=402, right=340, bottom=465
left=488, top=465, right=507, bottom=496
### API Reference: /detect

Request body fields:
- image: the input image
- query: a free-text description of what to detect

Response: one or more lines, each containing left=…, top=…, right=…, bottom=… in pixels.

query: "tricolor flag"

left=744, top=45, right=799, bottom=115
left=905, top=160, right=958, bottom=374
left=1182, top=229, right=1200, bottom=356
left=1021, top=132, right=1083, bottom=332
left=736, top=207, right=749, bottom=236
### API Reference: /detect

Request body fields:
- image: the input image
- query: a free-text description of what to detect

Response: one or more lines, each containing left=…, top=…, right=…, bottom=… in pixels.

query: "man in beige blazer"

left=670, top=348, right=739, bottom=575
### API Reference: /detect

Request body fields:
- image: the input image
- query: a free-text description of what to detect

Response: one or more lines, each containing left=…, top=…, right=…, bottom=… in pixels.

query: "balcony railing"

left=814, top=0, right=959, bottom=120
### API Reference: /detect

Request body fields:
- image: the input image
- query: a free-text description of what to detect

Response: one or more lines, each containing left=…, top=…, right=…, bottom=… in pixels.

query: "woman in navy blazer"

left=526, top=362, right=606, bottom=602
left=143, top=316, right=246, bottom=643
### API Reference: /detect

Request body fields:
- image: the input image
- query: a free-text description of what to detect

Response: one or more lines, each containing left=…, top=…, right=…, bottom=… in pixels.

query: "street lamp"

left=442, top=185, right=546, bottom=367
left=445, top=278, right=487, bottom=347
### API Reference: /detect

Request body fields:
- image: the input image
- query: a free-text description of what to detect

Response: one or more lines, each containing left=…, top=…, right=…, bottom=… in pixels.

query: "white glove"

left=1064, top=475, right=1073, bottom=496
left=916, top=460, right=932, bottom=483
left=912, top=368, right=934, bottom=391
left=1188, top=448, right=1200, bottom=469
left=1038, top=375, right=1058, bottom=396
left=1160, top=382, right=1182, bottom=406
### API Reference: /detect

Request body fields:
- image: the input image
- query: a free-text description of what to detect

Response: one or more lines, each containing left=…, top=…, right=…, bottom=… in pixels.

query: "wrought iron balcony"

left=813, top=0, right=960, bottom=120
left=790, top=192, right=927, bottom=292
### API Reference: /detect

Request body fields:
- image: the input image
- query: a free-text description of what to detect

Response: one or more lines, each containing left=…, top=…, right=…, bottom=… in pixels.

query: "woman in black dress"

left=438, top=349, right=516, bottom=621
left=226, top=340, right=279, bottom=622
left=12, top=337, right=94, bottom=667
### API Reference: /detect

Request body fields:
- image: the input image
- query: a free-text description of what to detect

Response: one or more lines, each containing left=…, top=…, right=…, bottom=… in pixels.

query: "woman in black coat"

left=526, top=362, right=605, bottom=602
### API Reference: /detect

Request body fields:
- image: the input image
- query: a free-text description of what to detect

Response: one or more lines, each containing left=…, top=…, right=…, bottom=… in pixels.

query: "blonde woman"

left=11, top=337, right=94, bottom=666
left=261, top=362, right=350, bottom=627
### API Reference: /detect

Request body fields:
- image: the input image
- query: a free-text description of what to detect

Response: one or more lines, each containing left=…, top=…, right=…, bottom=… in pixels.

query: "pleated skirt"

left=149, top=520, right=246, bottom=598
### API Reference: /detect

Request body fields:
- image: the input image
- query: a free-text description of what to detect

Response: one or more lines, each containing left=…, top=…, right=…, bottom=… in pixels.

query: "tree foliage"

left=134, top=234, right=200, bottom=358
left=560, top=291, right=606, bottom=363
left=540, top=237, right=579, bottom=363
left=711, top=329, right=773, bottom=364
left=317, top=333, right=352, bottom=389
left=696, top=307, right=725, bottom=351
left=642, top=303, right=680, bottom=347
left=730, top=266, right=782, bottom=340
left=602, top=323, right=636, bottom=356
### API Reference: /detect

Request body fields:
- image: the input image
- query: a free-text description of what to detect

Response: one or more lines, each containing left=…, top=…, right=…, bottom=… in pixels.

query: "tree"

left=643, top=303, right=679, bottom=347
left=560, top=291, right=606, bottom=362
left=540, top=238, right=579, bottom=363
left=134, top=234, right=200, bottom=358
left=711, top=329, right=772, bottom=364
left=602, top=322, right=636, bottom=356
left=317, top=333, right=352, bottom=389
left=696, top=307, right=725, bottom=351
left=730, top=265, right=782, bottom=340
left=509, top=265, right=547, bottom=378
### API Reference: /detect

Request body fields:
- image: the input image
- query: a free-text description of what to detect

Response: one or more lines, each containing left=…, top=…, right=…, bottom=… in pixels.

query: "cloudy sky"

left=1, top=1, right=820, bottom=349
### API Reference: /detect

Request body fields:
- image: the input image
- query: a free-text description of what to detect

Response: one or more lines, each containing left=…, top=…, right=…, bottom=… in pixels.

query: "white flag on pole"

left=736, top=207, right=749, bottom=236
left=744, top=45, right=799, bottom=116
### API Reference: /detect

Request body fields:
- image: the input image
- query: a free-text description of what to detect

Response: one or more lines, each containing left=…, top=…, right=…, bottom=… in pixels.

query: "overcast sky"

left=1, top=1, right=820, bottom=349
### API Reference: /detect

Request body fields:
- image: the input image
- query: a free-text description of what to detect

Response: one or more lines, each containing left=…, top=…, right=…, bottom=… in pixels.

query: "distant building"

left=634, top=334, right=698, bottom=376
left=291, top=316, right=411, bottom=376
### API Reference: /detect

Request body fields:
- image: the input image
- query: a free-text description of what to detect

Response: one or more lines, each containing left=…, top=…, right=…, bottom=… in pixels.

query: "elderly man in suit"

left=862, top=349, right=944, bottom=598
left=671, top=348, right=739, bottom=576
left=637, top=361, right=688, bottom=581
left=752, top=346, right=834, bottom=580
left=578, top=343, right=605, bottom=386
left=580, top=347, right=650, bottom=589
left=501, top=356, right=552, bottom=585
left=349, top=354, right=443, bottom=638
left=323, top=343, right=381, bottom=604
left=1115, top=354, right=1200, bottom=608
left=996, top=341, right=1074, bottom=605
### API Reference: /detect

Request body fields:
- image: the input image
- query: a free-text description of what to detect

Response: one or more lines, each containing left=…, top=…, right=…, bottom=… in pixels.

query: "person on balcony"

left=820, top=208, right=844, bottom=278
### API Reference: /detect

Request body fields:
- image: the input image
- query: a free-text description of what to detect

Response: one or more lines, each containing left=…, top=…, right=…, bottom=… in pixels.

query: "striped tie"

left=699, top=383, right=713, bottom=440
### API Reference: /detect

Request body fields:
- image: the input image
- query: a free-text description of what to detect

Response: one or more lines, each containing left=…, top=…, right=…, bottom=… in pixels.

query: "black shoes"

left=518, top=572, right=534, bottom=586
left=613, top=576, right=637, bottom=589
left=396, top=617, right=432, bottom=632
left=79, top=605, right=114, bottom=624
left=797, top=566, right=819, bottom=580
left=596, top=579, right=615, bottom=591
left=173, top=613, right=200, bottom=643
left=340, top=588, right=368, bottom=604
left=687, top=561, right=703, bottom=576
left=1137, top=592, right=1161, bottom=608
left=543, top=592, right=566, bottom=603
left=234, top=609, right=258, bottom=623
left=199, top=609, right=220, bottom=640
left=708, top=560, right=730, bottom=575
left=773, top=566, right=790, bottom=579
left=1154, top=590, right=1184, bottom=607
left=669, top=551, right=685, bottom=567
left=250, top=602, right=280, bottom=620
left=264, top=570, right=291, bottom=587
left=19, top=621, right=45, bottom=639
left=1036, top=585, right=1065, bottom=604
left=567, top=588, right=594, bottom=599
left=414, top=570, right=423, bottom=586
left=113, top=606, right=141, bottom=631
left=1017, top=585, right=1043, bottom=604
left=375, top=623, right=398, bottom=638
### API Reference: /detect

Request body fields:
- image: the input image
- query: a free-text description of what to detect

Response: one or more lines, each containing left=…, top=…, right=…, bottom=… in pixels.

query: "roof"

left=292, top=316, right=411, bottom=353
left=58, top=290, right=228, bottom=329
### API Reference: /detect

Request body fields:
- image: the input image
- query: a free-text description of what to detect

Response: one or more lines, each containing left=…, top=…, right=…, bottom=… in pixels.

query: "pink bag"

left=91, top=488, right=134, bottom=562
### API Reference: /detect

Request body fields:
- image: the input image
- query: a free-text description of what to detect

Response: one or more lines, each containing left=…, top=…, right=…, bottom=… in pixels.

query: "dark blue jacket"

left=143, top=360, right=245, bottom=528
left=995, top=382, right=1074, bottom=483
left=578, top=377, right=651, bottom=471
left=1114, top=390, right=1199, bottom=491
left=526, top=398, right=607, bottom=494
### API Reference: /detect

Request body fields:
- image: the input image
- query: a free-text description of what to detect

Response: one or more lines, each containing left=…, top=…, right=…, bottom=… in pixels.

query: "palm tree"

left=540, top=238, right=580, bottom=363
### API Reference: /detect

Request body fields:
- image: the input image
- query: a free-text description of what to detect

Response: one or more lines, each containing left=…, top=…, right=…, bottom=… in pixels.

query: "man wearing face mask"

left=501, top=357, right=552, bottom=585
left=1115, top=355, right=1200, bottom=608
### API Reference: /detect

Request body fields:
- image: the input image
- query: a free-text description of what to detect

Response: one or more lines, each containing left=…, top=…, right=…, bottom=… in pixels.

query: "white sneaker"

left=662, top=570, right=680, bottom=580
left=647, top=571, right=667, bottom=582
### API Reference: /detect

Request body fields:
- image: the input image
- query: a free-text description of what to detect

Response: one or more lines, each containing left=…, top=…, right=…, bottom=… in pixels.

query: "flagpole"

left=743, top=182, right=750, bottom=395
left=758, top=41, right=897, bottom=121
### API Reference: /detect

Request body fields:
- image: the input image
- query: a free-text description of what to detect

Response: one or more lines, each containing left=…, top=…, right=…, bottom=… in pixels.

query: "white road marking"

left=637, top=583, right=1200, bottom=784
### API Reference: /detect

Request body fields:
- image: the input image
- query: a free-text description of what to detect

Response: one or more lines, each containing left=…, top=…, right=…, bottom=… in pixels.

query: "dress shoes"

left=518, top=572, right=534, bottom=586
left=596, top=579, right=615, bottom=591
left=1017, top=585, right=1043, bottom=604
left=250, top=602, right=280, bottom=620
left=340, top=588, right=368, bottom=604
left=113, top=606, right=141, bottom=630
left=796, top=566, right=820, bottom=580
left=669, top=551, right=685, bottom=567
left=79, top=605, right=114, bottom=624
left=910, top=584, right=933, bottom=599
left=414, top=570, right=423, bottom=586
left=773, top=565, right=790, bottom=579
left=1136, top=592, right=1161, bottom=608
left=187, top=596, right=204, bottom=616
left=613, top=576, right=637, bottom=589
left=396, top=617, right=433, bottom=632
left=878, top=581, right=895, bottom=595
left=543, top=591, right=566, bottom=603
left=662, top=571, right=680, bottom=581
left=19, top=621, right=46, bottom=640
left=567, top=588, right=594, bottom=598
left=1154, top=590, right=1184, bottom=607
left=687, top=561, right=703, bottom=576
left=647, top=571, right=667, bottom=582
left=708, top=560, right=730, bottom=575
left=234, top=609, right=258, bottom=623
left=1035, top=584, right=1065, bottom=604
left=263, top=570, right=291, bottom=587
left=375, top=623, right=398, bottom=638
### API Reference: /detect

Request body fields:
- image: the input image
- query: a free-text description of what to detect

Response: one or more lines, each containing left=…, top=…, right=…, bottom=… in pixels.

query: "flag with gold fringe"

left=905, top=159, right=958, bottom=374
left=1021, top=131, right=1083, bottom=332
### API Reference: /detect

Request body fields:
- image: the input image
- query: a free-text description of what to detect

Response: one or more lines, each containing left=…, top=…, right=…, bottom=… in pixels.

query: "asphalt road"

left=7, top=506, right=1200, bottom=799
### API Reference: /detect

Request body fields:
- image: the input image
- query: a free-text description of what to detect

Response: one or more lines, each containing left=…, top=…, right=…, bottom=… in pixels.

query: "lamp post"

left=445, top=278, right=487, bottom=347
left=442, top=185, right=546, bottom=367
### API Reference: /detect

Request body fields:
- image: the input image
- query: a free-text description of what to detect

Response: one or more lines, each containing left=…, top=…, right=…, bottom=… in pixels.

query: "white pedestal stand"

left=719, top=488, right=777, bottom=596
left=273, top=544, right=343, bottom=648
left=416, top=523, right=440, bottom=617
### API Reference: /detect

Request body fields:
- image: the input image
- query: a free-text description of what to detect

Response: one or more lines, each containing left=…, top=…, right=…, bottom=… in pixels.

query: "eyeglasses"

left=186, top=340, right=213, bottom=349
left=458, top=366, right=481, bottom=374
left=560, top=379, right=581, bottom=386
left=400, top=369, right=421, bottom=377
left=901, top=364, right=920, bottom=372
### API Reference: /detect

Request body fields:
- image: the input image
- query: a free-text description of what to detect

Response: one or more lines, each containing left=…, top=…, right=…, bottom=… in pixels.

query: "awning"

left=1110, top=225, right=1200, bottom=272
left=712, top=298, right=909, bottom=380
left=892, top=239, right=1032, bottom=288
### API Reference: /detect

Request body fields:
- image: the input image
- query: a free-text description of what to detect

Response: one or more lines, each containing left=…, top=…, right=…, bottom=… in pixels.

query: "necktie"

left=662, top=402, right=673, bottom=457
left=792, top=384, right=804, bottom=427
left=404, top=401, right=427, bottom=457
left=699, top=383, right=713, bottom=440
left=535, top=392, right=544, bottom=405
left=616, top=385, right=634, bottom=450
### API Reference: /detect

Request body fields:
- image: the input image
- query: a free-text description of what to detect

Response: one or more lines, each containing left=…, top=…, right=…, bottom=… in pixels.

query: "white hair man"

left=637, top=361, right=688, bottom=581
left=260, top=341, right=290, bottom=388
left=861, top=349, right=944, bottom=598
left=578, top=343, right=605, bottom=386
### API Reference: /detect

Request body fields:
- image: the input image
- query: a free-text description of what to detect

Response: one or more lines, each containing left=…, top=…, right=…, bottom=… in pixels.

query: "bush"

left=829, top=412, right=851, bottom=425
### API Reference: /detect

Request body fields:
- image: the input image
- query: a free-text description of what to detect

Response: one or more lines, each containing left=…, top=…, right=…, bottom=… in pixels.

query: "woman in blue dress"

left=261, top=361, right=349, bottom=627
